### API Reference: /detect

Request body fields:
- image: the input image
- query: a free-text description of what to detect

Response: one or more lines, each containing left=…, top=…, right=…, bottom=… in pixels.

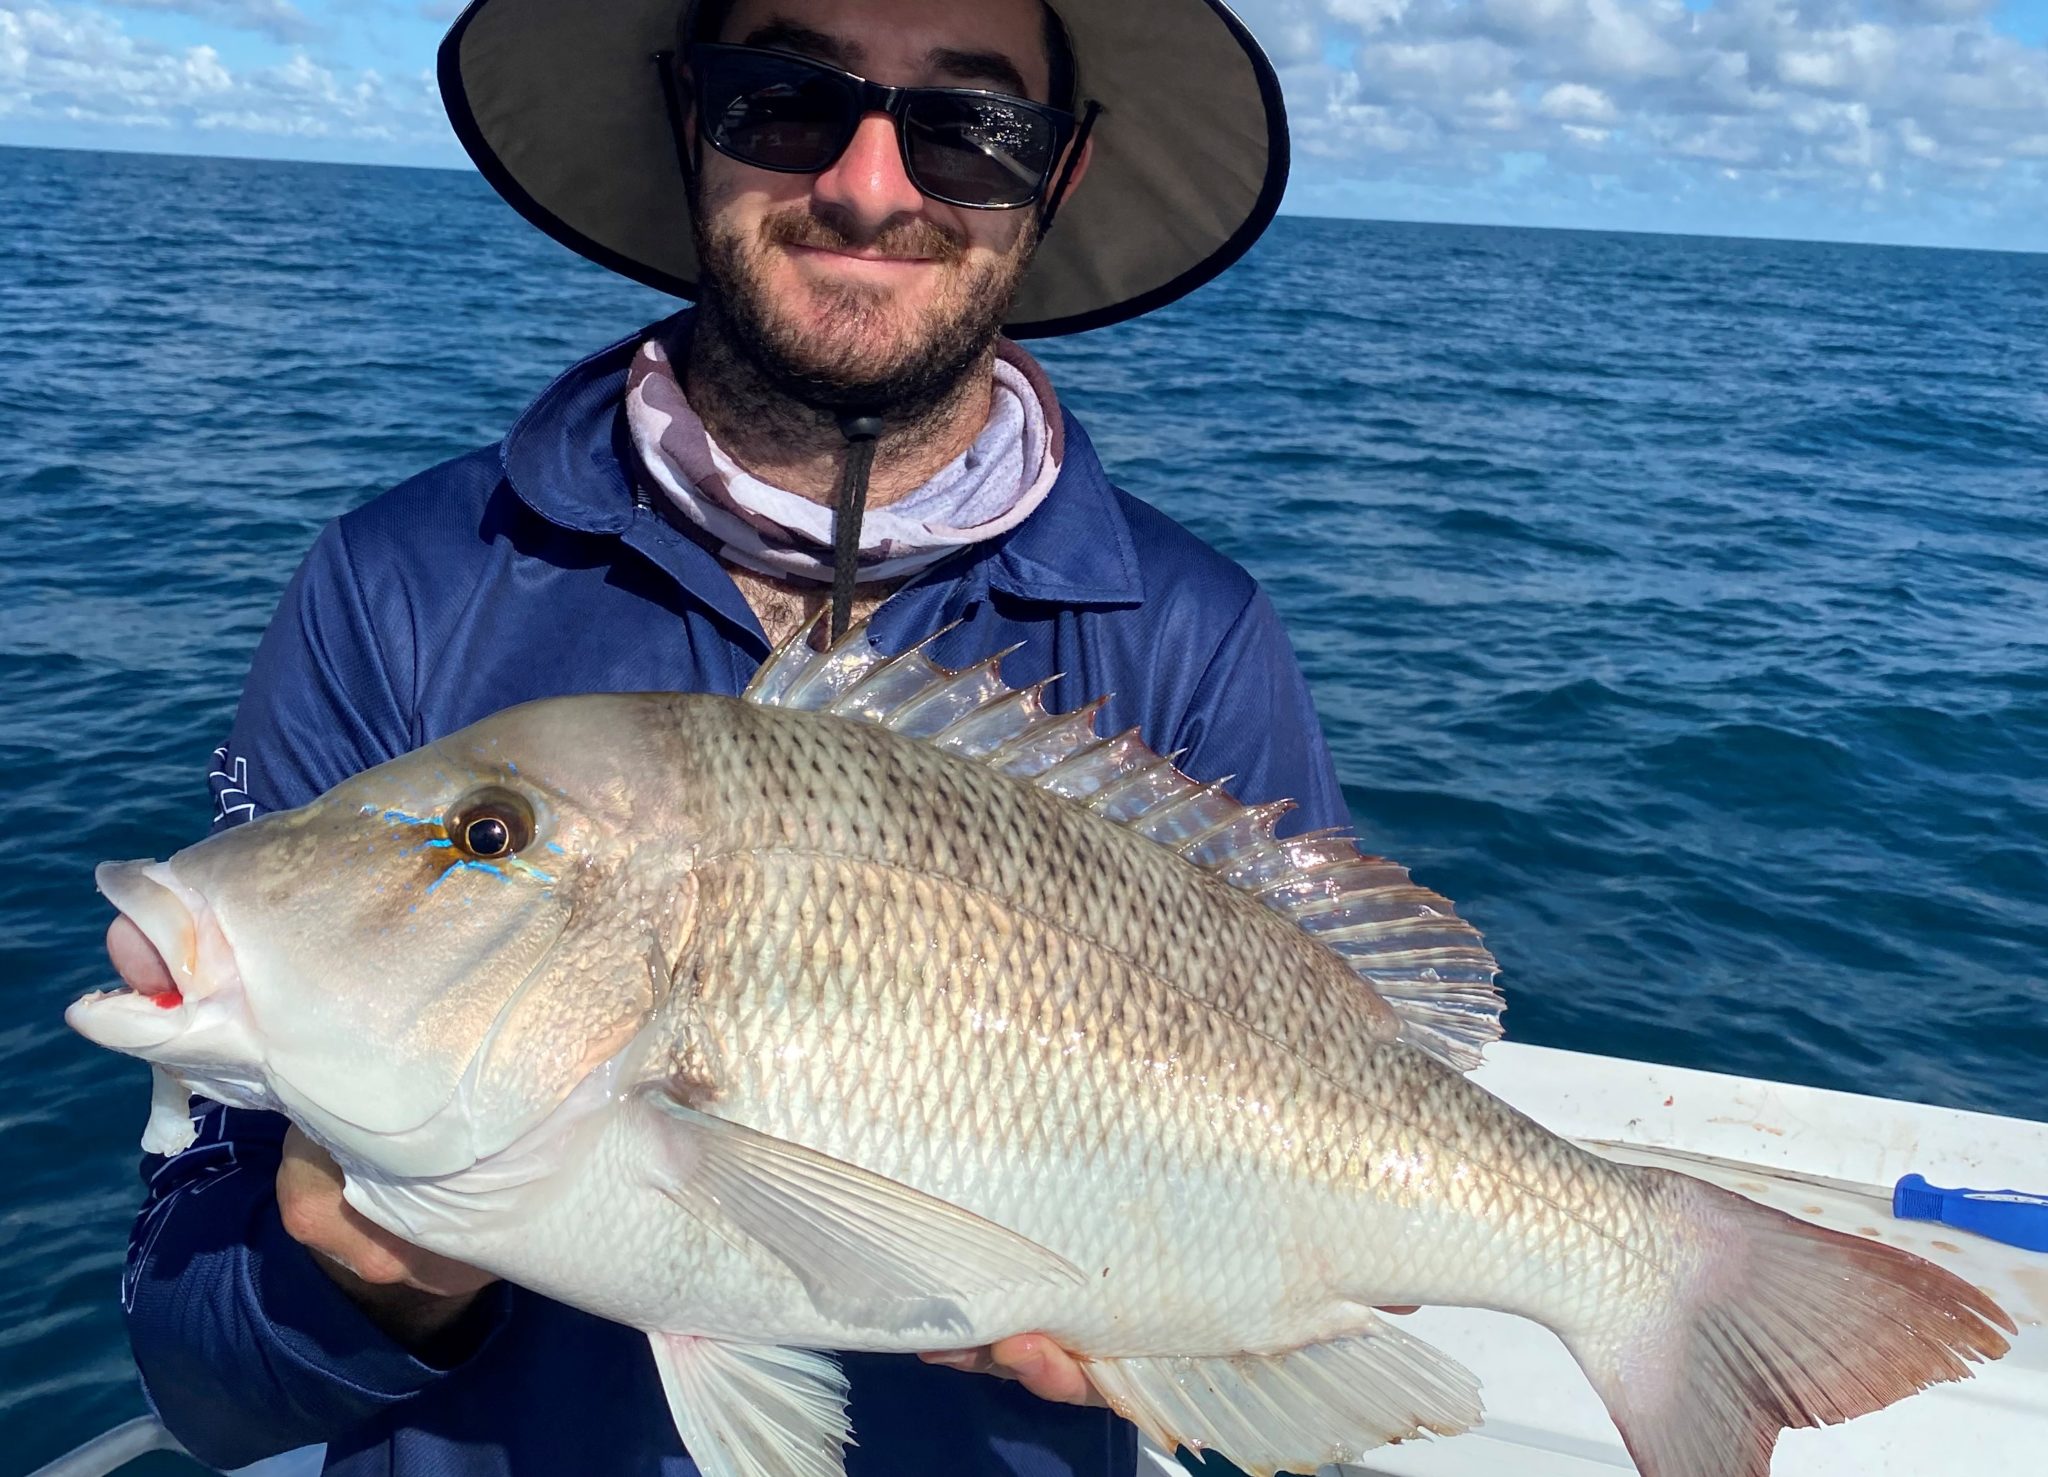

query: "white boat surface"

left=35, top=1044, right=2045, bottom=1477
left=1142, top=1040, right=2048, bottom=1477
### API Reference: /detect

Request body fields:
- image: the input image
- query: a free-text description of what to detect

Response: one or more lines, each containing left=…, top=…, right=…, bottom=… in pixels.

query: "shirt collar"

left=497, top=312, right=1144, bottom=608
left=497, top=320, right=653, bottom=537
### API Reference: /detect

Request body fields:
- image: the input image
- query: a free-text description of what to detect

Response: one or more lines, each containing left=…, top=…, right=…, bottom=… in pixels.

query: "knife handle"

left=1893, top=1173, right=2048, bottom=1253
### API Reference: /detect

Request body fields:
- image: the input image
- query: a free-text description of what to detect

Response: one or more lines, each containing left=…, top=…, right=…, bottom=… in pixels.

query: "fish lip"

left=72, top=861, right=244, bottom=1055
left=66, top=976, right=192, bottom=1053
left=98, top=860, right=202, bottom=995
left=97, top=860, right=204, bottom=993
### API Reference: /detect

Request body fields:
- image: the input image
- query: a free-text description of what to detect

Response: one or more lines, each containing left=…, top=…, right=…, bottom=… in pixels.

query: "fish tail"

left=1567, top=1167, right=2014, bottom=1477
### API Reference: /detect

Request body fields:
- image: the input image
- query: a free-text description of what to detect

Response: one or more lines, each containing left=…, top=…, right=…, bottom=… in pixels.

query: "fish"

left=68, top=620, right=2014, bottom=1477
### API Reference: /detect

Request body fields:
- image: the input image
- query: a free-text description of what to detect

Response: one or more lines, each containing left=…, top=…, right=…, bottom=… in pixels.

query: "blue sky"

left=3, top=0, right=2045, bottom=250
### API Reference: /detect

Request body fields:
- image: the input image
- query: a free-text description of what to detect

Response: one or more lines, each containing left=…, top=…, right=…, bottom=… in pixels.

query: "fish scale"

left=70, top=623, right=2015, bottom=1477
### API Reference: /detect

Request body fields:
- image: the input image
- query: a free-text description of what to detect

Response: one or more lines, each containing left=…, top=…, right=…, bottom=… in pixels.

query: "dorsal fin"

left=744, top=620, right=1504, bottom=1070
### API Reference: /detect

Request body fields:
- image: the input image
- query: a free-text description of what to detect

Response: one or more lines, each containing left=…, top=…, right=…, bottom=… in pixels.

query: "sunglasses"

left=679, top=43, right=1080, bottom=211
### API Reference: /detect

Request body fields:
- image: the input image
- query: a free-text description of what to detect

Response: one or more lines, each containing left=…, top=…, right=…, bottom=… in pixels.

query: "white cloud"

left=1537, top=81, right=1619, bottom=122
left=0, top=2, right=448, bottom=153
left=106, top=0, right=318, bottom=45
left=1579, top=0, right=1685, bottom=79
left=1327, top=0, right=1412, bottom=30
left=1876, top=0, right=1997, bottom=18
left=1775, top=24, right=1901, bottom=92
left=1239, top=0, right=2048, bottom=231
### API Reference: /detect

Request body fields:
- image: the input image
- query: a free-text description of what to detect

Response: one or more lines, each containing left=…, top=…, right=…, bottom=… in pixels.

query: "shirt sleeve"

left=1169, top=584, right=1350, bottom=838
left=123, top=519, right=512, bottom=1469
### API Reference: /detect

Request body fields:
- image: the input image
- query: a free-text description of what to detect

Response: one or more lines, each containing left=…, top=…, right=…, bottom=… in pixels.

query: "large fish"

left=70, top=623, right=2012, bottom=1477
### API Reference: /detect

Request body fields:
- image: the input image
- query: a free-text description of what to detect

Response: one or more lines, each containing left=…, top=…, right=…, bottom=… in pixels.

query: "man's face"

left=691, top=0, right=1066, bottom=409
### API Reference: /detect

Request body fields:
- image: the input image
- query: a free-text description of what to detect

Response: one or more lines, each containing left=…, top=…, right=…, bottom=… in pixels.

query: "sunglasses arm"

left=1039, top=100, right=1101, bottom=234
left=653, top=50, right=700, bottom=199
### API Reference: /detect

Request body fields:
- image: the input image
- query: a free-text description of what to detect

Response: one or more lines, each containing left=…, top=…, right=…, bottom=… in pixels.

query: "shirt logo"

left=209, top=745, right=256, bottom=826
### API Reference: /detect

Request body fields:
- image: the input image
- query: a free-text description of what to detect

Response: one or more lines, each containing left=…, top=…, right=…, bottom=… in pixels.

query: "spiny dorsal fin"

left=744, top=619, right=1504, bottom=1070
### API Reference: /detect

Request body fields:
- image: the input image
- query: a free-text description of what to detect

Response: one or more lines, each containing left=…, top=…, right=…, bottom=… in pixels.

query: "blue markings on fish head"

left=426, top=858, right=513, bottom=894
left=111, top=694, right=706, bottom=1180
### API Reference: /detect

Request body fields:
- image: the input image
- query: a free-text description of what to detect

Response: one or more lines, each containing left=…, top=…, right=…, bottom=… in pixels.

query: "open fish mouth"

left=68, top=860, right=243, bottom=1054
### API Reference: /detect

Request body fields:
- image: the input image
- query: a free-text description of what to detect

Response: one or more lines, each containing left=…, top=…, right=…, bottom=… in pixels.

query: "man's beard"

left=693, top=196, right=1038, bottom=419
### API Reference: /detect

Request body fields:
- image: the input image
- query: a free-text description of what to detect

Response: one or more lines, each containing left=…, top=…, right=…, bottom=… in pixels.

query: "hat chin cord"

left=828, top=412, right=884, bottom=641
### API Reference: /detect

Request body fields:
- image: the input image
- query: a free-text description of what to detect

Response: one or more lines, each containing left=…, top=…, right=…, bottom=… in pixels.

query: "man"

left=106, top=0, right=1342, bottom=1472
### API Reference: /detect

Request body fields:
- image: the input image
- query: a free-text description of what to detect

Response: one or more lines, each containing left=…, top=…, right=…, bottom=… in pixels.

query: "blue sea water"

left=2, top=144, right=2045, bottom=1469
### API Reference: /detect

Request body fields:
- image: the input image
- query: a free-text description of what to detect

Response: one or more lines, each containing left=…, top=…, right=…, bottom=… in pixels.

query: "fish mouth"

left=68, top=860, right=244, bottom=1055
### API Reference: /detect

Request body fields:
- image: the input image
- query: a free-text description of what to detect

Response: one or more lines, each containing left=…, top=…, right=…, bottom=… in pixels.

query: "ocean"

left=2, top=144, right=2044, bottom=1471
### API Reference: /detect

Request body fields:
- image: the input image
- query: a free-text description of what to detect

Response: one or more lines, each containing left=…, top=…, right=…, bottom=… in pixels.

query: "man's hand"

left=919, top=1308, right=1423, bottom=1408
left=919, top=1335, right=1105, bottom=1406
left=276, top=1125, right=497, bottom=1297
left=277, top=1125, right=499, bottom=1356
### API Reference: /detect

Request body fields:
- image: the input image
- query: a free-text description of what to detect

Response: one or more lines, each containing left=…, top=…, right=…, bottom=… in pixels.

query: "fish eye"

left=446, top=788, right=534, bottom=861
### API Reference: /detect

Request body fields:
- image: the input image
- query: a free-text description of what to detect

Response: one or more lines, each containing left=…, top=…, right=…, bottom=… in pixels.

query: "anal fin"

left=1083, top=1318, right=1481, bottom=1477
left=648, top=1333, right=850, bottom=1477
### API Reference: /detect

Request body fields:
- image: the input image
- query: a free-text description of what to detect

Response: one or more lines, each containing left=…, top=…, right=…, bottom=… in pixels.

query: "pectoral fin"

left=648, top=1333, right=850, bottom=1477
left=644, top=1092, right=1083, bottom=1334
left=1083, top=1318, right=1481, bottom=1477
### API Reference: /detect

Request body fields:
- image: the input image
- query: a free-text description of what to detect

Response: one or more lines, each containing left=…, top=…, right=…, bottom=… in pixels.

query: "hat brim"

left=437, top=0, right=1287, bottom=338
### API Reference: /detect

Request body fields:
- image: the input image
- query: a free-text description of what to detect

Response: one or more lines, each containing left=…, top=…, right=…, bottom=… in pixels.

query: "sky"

left=1, top=0, right=2044, bottom=250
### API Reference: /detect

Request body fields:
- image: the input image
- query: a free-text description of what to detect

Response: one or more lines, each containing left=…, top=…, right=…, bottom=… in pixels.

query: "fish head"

left=69, top=694, right=709, bottom=1178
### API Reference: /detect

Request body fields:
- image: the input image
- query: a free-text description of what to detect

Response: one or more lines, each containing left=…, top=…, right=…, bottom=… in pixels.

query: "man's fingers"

left=919, top=1337, right=1104, bottom=1407
left=106, top=915, right=176, bottom=996
left=986, top=1335, right=1103, bottom=1406
left=276, top=1126, right=498, bottom=1298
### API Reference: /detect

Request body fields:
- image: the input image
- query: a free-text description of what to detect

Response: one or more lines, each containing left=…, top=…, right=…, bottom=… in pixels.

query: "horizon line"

left=3, top=138, right=2042, bottom=262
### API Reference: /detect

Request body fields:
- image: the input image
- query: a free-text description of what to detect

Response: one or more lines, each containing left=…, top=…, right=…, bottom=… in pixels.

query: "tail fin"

left=1568, top=1168, right=2015, bottom=1477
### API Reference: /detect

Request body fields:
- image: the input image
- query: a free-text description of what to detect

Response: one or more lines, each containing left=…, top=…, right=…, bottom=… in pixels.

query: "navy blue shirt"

left=125, top=317, right=1346, bottom=1476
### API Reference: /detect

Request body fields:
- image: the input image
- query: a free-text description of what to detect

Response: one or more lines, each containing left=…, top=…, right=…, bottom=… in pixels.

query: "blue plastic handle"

left=1893, top=1173, right=2048, bottom=1253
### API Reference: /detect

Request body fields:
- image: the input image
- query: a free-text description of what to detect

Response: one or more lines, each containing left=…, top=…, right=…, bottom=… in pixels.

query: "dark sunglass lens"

left=903, top=95, right=1056, bottom=206
left=704, top=57, right=852, bottom=171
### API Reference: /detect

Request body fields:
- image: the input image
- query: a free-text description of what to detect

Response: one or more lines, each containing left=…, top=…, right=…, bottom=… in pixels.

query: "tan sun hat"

left=437, top=0, right=1288, bottom=338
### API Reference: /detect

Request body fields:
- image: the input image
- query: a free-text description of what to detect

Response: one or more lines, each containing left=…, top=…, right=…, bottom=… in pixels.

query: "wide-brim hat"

left=437, top=0, right=1287, bottom=338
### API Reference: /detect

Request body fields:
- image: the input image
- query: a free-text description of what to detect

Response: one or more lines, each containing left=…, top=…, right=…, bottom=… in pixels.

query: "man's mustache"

left=761, top=208, right=965, bottom=264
